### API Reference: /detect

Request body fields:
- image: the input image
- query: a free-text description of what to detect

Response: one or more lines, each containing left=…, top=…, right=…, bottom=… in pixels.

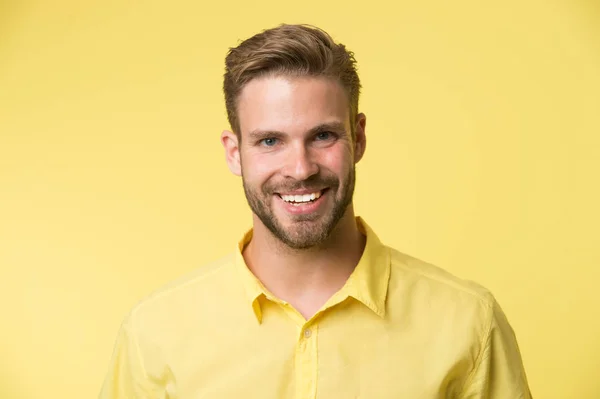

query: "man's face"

left=224, top=75, right=365, bottom=249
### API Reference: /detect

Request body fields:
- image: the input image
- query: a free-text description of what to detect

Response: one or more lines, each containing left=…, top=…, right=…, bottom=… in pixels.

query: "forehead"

left=236, top=75, right=350, bottom=136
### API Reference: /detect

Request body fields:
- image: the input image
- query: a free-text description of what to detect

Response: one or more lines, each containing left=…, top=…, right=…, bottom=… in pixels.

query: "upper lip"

left=276, top=188, right=327, bottom=195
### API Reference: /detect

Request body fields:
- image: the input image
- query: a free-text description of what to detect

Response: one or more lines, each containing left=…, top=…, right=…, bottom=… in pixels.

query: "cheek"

left=242, top=152, right=279, bottom=184
left=320, top=144, right=353, bottom=173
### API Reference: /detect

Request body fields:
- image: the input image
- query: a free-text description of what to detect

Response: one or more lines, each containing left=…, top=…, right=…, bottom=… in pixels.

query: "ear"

left=353, top=113, right=367, bottom=163
left=221, top=130, right=242, bottom=176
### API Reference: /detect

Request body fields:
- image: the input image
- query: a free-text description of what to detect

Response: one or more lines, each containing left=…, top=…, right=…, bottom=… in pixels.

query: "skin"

left=221, top=75, right=367, bottom=319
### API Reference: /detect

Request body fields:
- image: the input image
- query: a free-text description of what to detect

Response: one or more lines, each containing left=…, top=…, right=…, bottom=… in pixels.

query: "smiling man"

left=99, top=24, right=532, bottom=398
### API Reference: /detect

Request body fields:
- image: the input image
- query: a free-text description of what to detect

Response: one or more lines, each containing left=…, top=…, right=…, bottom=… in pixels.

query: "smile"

left=277, top=189, right=327, bottom=204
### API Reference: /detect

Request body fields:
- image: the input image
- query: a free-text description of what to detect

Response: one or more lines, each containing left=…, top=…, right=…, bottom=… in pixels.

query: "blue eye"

left=260, top=137, right=278, bottom=147
left=315, top=131, right=332, bottom=141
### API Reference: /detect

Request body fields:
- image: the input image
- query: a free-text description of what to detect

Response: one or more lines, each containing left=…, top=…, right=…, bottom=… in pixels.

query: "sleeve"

left=98, top=314, right=170, bottom=399
left=459, top=297, right=533, bottom=399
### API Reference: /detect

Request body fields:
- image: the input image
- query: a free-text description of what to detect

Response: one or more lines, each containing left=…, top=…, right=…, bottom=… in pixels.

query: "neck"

left=242, top=206, right=366, bottom=318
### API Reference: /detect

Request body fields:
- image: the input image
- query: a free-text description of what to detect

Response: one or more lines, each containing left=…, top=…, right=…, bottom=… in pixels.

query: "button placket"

left=295, top=323, right=319, bottom=399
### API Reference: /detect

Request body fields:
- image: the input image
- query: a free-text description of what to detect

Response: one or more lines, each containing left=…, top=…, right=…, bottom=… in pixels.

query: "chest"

left=169, top=321, right=469, bottom=399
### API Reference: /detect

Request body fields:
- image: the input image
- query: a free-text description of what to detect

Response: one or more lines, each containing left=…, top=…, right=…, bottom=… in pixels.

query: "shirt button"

left=304, top=329, right=312, bottom=338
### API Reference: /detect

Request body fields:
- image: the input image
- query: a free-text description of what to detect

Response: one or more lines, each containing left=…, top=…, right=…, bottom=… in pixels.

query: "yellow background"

left=1, top=0, right=599, bottom=398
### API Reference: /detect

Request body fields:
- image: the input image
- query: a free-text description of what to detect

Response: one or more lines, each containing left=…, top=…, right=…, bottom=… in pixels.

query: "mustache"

left=264, top=175, right=339, bottom=194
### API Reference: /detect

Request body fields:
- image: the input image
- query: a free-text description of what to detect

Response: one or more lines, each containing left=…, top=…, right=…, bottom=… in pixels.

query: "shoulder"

left=385, top=247, right=503, bottom=360
left=126, top=253, right=238, bottom=326
left=387, top=246, right=497, bottom=315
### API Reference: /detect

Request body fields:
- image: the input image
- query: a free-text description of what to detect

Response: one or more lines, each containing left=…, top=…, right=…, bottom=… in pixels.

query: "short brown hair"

left=223, top=24, right=361, bottom=139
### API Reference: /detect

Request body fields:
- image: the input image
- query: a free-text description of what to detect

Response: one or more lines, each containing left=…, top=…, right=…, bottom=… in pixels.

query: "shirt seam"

left=126, top=315, right=150, bottom=380
left=123, top=258, right=234, bottom=381
left=457, top=299, right=494, bottom=397
left=391, top=259, right=491, bottom=304
left=132, top=255, right=234, bottom=312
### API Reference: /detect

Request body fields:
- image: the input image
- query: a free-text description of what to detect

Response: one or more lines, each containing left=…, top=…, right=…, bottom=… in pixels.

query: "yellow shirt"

left=99, top=218, right=531, bottom=398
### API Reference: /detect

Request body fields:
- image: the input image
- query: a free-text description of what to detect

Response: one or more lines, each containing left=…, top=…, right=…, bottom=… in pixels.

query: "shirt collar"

left=342, top=217, right=391, bottom=318
left=234, top=217, right=391, bottom=324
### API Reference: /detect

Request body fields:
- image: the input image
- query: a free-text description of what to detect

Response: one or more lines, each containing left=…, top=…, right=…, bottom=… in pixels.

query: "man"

left=100, top=24, right=532, bottom=398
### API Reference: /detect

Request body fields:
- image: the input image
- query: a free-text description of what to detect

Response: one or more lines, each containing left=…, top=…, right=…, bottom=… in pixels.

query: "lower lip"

left=276, top=190, right=328, bottom=215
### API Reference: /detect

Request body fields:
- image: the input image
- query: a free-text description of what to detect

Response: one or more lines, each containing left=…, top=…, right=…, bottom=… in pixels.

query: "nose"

left=283, top=142, right=319, bottom=181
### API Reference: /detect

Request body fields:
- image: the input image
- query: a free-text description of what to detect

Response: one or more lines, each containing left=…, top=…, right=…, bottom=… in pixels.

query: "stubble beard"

left=242, top=168, right=356, bottom=250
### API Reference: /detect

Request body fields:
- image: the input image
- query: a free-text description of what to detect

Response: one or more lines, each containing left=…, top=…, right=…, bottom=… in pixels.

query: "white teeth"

left=281, top=191, right=323, bottom=203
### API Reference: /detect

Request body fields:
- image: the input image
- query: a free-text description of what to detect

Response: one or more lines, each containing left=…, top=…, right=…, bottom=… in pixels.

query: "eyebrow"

left=247, top=122, right=348, bottom=141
